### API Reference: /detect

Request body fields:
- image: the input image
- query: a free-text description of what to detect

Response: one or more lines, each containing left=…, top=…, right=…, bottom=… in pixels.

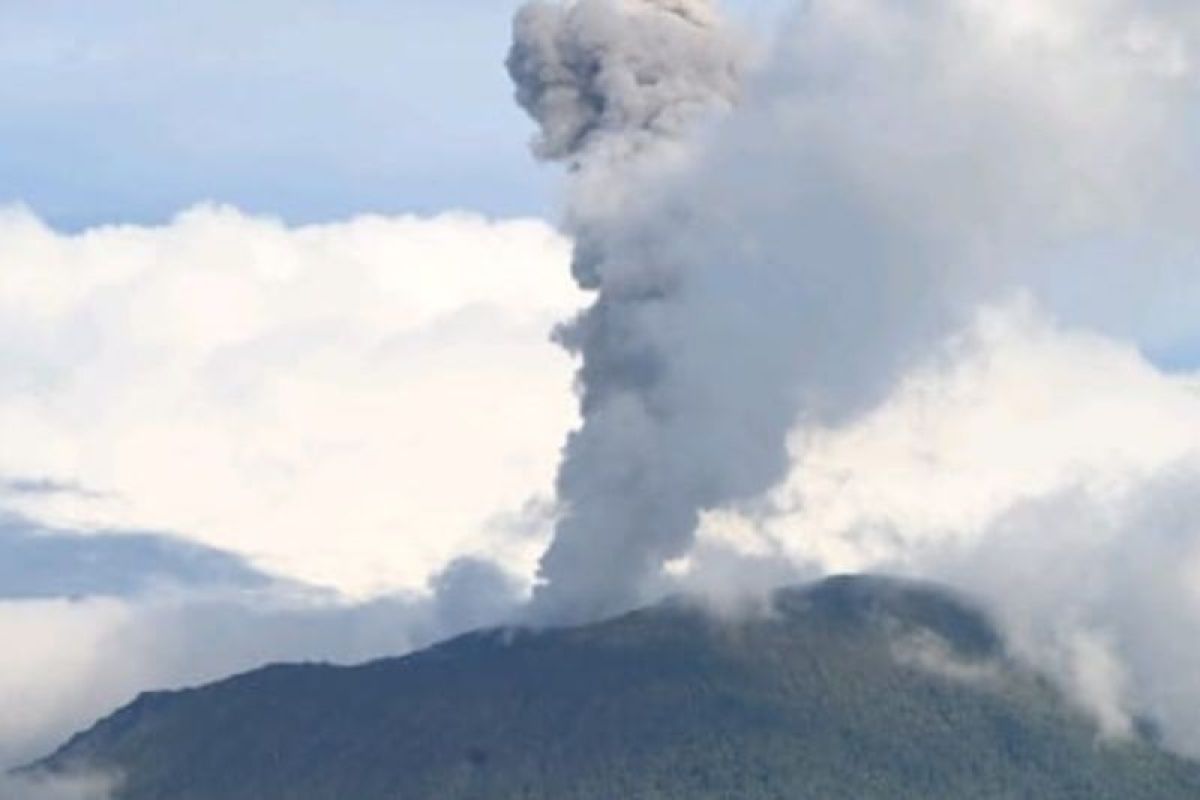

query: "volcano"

left=28, top=575, right=1200, bottom=799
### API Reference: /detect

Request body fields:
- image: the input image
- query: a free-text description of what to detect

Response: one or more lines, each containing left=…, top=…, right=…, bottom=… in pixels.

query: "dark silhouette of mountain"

left=29, top=575, right=1200, bottom=798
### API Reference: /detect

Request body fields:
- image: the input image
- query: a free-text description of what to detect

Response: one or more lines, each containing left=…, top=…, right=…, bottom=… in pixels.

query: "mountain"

left=29, top=575, right=1200, bottom=799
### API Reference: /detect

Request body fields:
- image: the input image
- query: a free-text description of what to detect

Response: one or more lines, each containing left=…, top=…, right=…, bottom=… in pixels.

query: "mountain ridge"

left=28, top=575, right=1200, bottom=799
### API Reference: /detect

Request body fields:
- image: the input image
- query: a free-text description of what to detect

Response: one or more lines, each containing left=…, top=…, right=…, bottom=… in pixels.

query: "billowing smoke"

left=508, top=0, right=740, bottom=167
left=509, top=0, right=748, bottom=621
left=926, top=464, right=1200, bottom=751
left=510, top=0, right=1200, bottom=623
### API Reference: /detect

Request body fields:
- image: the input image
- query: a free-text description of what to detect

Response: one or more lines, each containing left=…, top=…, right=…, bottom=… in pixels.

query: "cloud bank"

left=0, top=205, right=580, bottom=595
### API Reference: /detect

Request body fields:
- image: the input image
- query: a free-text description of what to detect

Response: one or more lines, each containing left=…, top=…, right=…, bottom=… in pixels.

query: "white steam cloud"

left=680, top=305, right=1200, bottom=750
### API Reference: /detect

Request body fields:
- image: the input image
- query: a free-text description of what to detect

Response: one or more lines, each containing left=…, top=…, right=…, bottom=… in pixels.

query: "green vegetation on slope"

left=34, top=576, right=1200, bottom=799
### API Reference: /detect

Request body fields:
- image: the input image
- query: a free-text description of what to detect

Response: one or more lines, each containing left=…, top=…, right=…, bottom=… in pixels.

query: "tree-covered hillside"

left=31, top=576, right=1200, bottom=799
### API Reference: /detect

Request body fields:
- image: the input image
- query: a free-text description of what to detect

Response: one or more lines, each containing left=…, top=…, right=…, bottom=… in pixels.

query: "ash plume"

left=510, top=0, right=1200, bottom=625
left=509, top=0, right=747, bottom=622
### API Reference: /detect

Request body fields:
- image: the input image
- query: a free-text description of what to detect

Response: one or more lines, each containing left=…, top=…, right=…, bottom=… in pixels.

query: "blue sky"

left=0, top=0, right=791, bottom=229
left=0, top=1, right=555, bottom=227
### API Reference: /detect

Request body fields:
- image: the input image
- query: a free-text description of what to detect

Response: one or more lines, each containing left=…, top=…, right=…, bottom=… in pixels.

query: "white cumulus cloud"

left=0, top=206, right=581, bottom=595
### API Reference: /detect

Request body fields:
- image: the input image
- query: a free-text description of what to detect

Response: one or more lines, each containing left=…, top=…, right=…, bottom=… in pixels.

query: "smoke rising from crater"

left=510, top=0, right=1200, bottom=624
left=509, top=0, right=748, bottom=621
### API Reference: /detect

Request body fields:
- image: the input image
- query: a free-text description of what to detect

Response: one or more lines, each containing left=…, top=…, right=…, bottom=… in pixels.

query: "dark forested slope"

left=32, top=575, right=1200, bottom=799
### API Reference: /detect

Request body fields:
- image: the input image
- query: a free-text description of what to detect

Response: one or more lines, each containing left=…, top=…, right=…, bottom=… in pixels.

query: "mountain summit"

left=31, top=575, right=1200, bottom=799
